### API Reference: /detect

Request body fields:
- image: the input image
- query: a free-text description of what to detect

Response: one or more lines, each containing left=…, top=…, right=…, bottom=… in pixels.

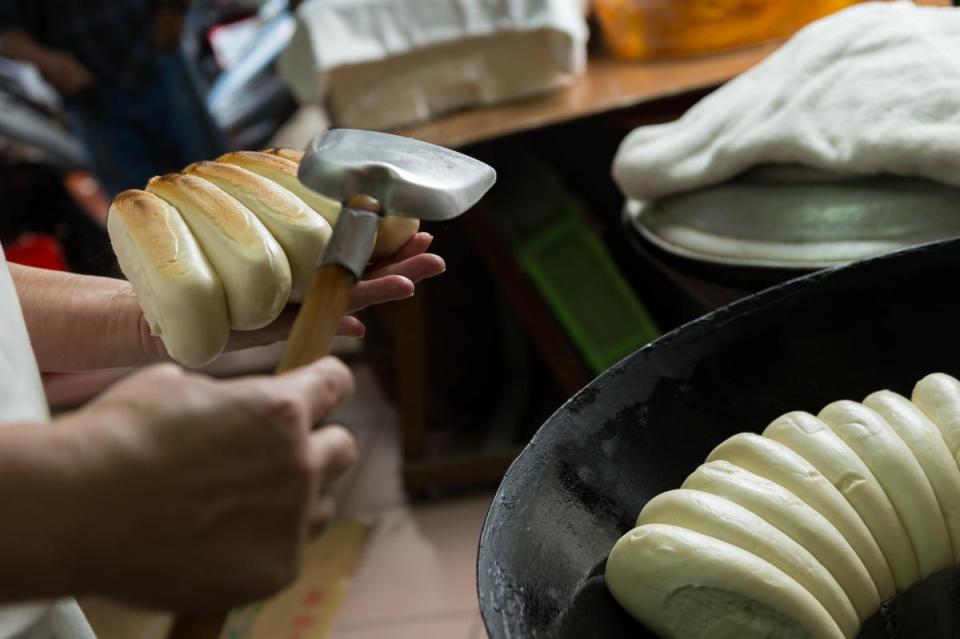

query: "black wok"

left=478, top=237, right=960, bottom=638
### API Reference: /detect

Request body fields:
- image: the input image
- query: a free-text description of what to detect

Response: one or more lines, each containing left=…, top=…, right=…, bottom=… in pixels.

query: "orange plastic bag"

left=595, top=0, right=860, bottom=59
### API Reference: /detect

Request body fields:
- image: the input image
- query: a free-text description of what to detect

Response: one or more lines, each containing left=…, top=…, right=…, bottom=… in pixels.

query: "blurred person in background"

left=0, top=1, right=224, bottom=197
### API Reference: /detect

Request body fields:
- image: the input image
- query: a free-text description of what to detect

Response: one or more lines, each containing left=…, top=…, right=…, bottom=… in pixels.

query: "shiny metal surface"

left=299, top=129, right=497, bottom=221
left=319, top=206, right=380, bottom=280
left=627, top=166, right=960, bottom=269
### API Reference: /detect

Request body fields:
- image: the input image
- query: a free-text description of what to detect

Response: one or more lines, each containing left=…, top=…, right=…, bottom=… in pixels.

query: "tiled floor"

left=330, top=364, right=491, bottom=639
left=79, top=360, right=493, bottom=639
left=332, top=501, right=490, bottom=638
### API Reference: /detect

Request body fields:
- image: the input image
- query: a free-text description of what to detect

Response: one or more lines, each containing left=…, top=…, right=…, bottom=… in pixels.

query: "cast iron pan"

left=478, top=237, right=960, bottom=638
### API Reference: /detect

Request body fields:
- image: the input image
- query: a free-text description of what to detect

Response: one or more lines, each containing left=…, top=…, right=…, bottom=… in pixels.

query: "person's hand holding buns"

left=0, top=150, right=441, bottom=617
left=108, top=148, right=442, bottom=367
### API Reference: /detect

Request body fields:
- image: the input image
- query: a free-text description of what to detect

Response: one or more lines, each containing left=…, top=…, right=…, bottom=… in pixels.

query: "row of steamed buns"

left=606, top=372, right=960, bottom=639
left=107, top=149, right=419, bottom=367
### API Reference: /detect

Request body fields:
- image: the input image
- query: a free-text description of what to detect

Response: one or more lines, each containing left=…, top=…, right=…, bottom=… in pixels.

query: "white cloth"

left=279, top=0, right=587, bottom=129
left=613, top=1, right=960, bottom=202
left=0, top=252, right=95, bottom=639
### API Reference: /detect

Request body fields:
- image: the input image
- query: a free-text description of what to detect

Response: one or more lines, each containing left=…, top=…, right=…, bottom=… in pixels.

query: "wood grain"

left=276, top=265, right=354, bottom=373
left=394, top=43, right=780, bottom=148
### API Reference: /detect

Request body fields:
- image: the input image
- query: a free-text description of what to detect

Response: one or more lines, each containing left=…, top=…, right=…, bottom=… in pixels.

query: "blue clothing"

left=0, top=0, right=157, bottom=94
left=0, top=0, right=224, bottom=196
left=64, top=50, right=224, bottom=196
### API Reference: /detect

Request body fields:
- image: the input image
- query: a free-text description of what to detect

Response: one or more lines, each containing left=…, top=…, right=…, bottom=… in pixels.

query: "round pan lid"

left=626, top=165, right=960, bottom=270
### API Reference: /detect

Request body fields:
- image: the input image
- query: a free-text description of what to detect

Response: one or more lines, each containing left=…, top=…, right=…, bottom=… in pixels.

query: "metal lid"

left=626, top=165, right=960, bottom=270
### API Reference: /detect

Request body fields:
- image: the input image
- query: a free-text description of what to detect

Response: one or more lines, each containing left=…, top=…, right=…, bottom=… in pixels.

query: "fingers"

left=309, top=425, right=358, bottom=485
left=338, top=315, right=366, bottom=337
left=395, top=232, right=433, bottom=261
left=306, top=425, right=357, bottom=537
left=369, top=232, right=433, bottom=268
left=224, top=309, right=365, bottom=353
left=349, top=253, right=446, bottom=312
left=220, top=234, right=443, bottom=354
left=275, top=357, right=355, bottom=422
left=348, top=275, right=414, bottom=313
left=308, top=495, right=338, bottom=538
left=364, top=253, right=446, bottom=283
left=223, top=307, right=298, bottom=353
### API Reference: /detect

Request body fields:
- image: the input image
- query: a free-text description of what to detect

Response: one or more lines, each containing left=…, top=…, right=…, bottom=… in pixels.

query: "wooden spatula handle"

left=276, top=265, right=355, bottom=373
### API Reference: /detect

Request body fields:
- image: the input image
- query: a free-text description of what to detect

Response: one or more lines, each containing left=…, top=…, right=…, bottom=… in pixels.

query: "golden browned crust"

left=216, top=151, right=299, bottom=177
left=147, top=173, right=259, bottom=243
left=214, top=151, right=341, bottom=224
left=183, top=161, right=309, bottom=222
left=111, top=189, right=182, bottom=264
left=263, top=148, right=305, bottom=163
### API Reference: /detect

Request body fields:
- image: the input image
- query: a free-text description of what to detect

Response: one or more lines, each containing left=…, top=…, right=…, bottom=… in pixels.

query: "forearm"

left=0, top=422, right=86, bottom=601
left=10, top=264, right=161, bottom=371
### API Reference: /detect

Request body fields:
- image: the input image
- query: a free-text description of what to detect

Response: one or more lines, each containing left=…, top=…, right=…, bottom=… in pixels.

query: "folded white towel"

left=613, top=1, right=960, bottom=201
left=278, top=0, right=587, bottom=130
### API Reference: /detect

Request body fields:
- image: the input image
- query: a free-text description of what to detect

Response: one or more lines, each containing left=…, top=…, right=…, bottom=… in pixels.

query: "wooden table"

left=396, top=43, right=780, bottom=149
left=396, top=0, right=948, bottom=149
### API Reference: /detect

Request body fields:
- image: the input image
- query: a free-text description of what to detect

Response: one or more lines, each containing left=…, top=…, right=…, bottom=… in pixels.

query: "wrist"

left=135, top=310, right=170, bottom=365
left=109, top=283, right=169, bottom=366
left=101, top=280, right=171, bottom=367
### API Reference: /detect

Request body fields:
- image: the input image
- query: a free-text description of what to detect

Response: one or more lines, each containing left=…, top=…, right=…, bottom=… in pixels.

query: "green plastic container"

left=483, top=147, right=660, bottom=374
left=514, top=202, right=660, bottom=374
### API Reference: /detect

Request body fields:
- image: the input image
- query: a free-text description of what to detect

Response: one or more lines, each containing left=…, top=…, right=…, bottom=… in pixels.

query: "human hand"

left=131, top=231, right=443, bottom=364
left=39, top=50, right=95, bottom=95
left=203, top=231, right=445, bottom=353
left=57, top=358, right=357, bottom=611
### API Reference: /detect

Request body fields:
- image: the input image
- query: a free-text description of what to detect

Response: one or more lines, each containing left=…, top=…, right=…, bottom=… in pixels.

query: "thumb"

left=310, top=425, right=358, bottom=485
left=275, top=356, right=355, bottom=423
